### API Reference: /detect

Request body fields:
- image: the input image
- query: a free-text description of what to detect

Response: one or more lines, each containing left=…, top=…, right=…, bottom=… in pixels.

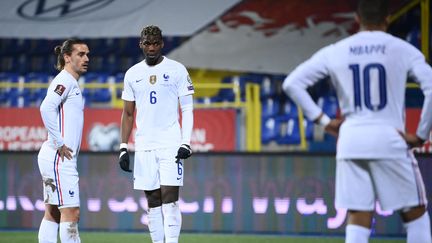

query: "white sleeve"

left=121, top=71, right=135, bottom=101
left=179, top=95, right=194, bottom=145
left=177, top=65, right=194, bottom=97
left=408, top=48, right=432, bottom=140
left=282, top=46, right=330, bottom=121
left=39, top=79, right=72, bottom=148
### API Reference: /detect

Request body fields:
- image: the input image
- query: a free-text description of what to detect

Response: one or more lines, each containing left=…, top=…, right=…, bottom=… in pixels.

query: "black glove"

left=176, top=144, right=192, bottom=159
left=119, top=145, right=132, bottom=172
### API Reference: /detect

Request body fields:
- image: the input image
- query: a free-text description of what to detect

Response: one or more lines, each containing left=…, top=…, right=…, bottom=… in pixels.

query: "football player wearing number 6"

left=283, top=0, right=432, bottom=242
left=119, top=25, right=194, bottom=243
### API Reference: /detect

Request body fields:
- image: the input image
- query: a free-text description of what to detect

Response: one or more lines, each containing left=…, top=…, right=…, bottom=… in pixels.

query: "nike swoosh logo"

left=76, top=92, right=80, bottom=95
left=177, top=177, right=182, bottom=180
left=135, top=79, right=144, bottom=83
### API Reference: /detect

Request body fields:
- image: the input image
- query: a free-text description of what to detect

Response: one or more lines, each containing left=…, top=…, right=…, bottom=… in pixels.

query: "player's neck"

left=359, top=24, right=387, bottom=32
left=64, top=67, right=80, bottom=81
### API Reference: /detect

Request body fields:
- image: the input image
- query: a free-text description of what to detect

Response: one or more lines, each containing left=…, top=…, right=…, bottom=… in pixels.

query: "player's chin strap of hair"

left=119, top=143, right=128, bottom=158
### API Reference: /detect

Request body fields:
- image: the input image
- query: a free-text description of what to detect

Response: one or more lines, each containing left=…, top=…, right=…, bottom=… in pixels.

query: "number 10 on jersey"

left=349, top=63, right=387, bottom=111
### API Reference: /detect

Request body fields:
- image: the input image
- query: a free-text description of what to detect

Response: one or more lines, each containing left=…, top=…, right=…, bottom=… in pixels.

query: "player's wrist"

left=119, top=143, right=128, bottom=150
left=317, top=114, right=331, bottom=127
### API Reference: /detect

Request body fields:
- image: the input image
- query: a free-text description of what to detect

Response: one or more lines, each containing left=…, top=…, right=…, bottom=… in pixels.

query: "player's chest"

left=131, top=72, right=176, bottom=92
left=65, top=86, right=84, bottom=110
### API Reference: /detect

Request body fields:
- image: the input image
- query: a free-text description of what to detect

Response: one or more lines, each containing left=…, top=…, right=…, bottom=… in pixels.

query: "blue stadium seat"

left=22, top=73, right=50, bottom=107
left=114, top=38, right=139, bottom=56
left=279, top=99, right=298, bottom=119
left=276, top=117, right=313, bottom=144
left=82, top=72, right=111, bottom=105
left=0, top=53, right=30, bottom=74
left=262, top=117, right=281, bottom=144
left=261, top=97, right=280, bottom=119
left=118, top=55, right=142, bottom=73
left=28, top=39, right=59, bottom=56
left=260, top=76, right=277, bottom=98
left=0, top=39, right=28, bottom=56
left=270, top=75, right=286, bottom=97
left=103, top=54, right=120, bottom=74
left=318, top=95, right=339, bottom=118
left=87, top=38, right=117, bottom=56
left=89, top=55, right=106, bottom=73
left=215, top=77, right=236, bottom=102
left=236, top=74, right=265, bottom=98
left=0, top=73, right=20, bottom=107
left=114, top=73, right=125, bottom=99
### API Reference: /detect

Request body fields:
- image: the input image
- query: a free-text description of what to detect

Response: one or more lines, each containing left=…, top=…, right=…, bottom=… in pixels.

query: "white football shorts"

left=335, top=152, right=427, bottom=211
left=38, top=154, right=80, bottom=209
left=133, top=146, right=184, bottom=191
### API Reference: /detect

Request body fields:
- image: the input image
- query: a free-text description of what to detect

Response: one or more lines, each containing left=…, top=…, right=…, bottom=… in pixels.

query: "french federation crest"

left=149, top=75, right=157, bottom=84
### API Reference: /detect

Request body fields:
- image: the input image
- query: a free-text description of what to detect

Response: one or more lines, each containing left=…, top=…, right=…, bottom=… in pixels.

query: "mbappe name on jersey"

left=349, top=44, right=386, bottom=55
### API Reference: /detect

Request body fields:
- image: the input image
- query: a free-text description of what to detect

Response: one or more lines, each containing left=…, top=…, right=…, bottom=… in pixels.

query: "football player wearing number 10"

left=118, top=25, right=194, bottom=243
left=283, top=0, right=432, bottom=242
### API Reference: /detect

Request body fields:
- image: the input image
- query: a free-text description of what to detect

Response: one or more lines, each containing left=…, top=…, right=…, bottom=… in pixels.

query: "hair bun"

left=54, top=45, right=62, bottom=55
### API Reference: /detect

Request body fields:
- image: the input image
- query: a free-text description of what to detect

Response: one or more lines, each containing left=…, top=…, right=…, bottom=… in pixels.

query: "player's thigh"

left=335, top=159, right=375, bottom=210
left=370, top=155, right=427, bottom=211
left=134, top=150, right=160, bottom=191
left=157, top=146, right=183, bottom=187
left=39, top=157, right=80, bottom=208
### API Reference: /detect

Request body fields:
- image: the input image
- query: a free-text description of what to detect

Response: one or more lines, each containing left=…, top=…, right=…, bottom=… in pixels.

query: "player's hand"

left=324, top=118, right=343, bottom=137
left=119, top=143, right=132, bottom=172
left=58, top=145, right=73, bottom=161
left=399, top=132, right=425, bottom=148
left=176, top=144, right=192, bottom=159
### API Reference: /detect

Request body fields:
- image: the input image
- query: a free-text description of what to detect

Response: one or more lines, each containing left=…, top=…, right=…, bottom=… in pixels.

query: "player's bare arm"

left=118, top=100, right=135, bottom=172
left=120, top=100, right=135, bottom=143
left=398, top=131, right=426, bottom=148
left=313, top=113, right=343, bottom=137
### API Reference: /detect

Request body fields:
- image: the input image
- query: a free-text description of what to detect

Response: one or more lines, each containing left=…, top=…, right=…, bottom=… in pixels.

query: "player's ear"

left=63, top=53, right=71, bottom=64
left=139, top=41, right=144, bottom=49
left=160, top=40, right=164, bottom=49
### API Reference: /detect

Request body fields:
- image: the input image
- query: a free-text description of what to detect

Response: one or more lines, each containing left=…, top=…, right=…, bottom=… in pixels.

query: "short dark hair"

left=140, top=25, right=163, bottom=40
left=357, top=0, right=389, bottom=26
left=54, top=38, right=87, bottom=71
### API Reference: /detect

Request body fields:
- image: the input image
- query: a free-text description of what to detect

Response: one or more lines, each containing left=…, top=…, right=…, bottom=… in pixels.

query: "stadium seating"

left=261, top=117, right=280, bottom=144
left=82, top=72, right=111, bottom=106
left=21, top=72, right=50, bottom=107
left=0, top=36, right=425, bottom=149
left=0, top=72, right=20, bottom=107
left=261, top=97, right=280, bottom=119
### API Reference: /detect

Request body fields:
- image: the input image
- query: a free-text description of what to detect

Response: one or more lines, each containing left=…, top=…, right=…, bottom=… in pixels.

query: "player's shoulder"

left=50, top=70, right=75, bottom=87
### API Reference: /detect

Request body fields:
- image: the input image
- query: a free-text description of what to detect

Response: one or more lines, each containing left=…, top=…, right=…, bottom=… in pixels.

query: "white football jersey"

left=122, top=57, right=194, bottom=150
left=284, top=31, right=432, bottom=159
left=39, top=70, right=84, bottom=161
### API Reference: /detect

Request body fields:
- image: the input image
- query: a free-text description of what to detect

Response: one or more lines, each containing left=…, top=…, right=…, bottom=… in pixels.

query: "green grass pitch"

left=0, top=231, right=404, bottom=243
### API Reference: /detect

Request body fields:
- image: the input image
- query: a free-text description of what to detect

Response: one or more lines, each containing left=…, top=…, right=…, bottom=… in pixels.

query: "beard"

left=145, top=54, right=162, bottom=66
